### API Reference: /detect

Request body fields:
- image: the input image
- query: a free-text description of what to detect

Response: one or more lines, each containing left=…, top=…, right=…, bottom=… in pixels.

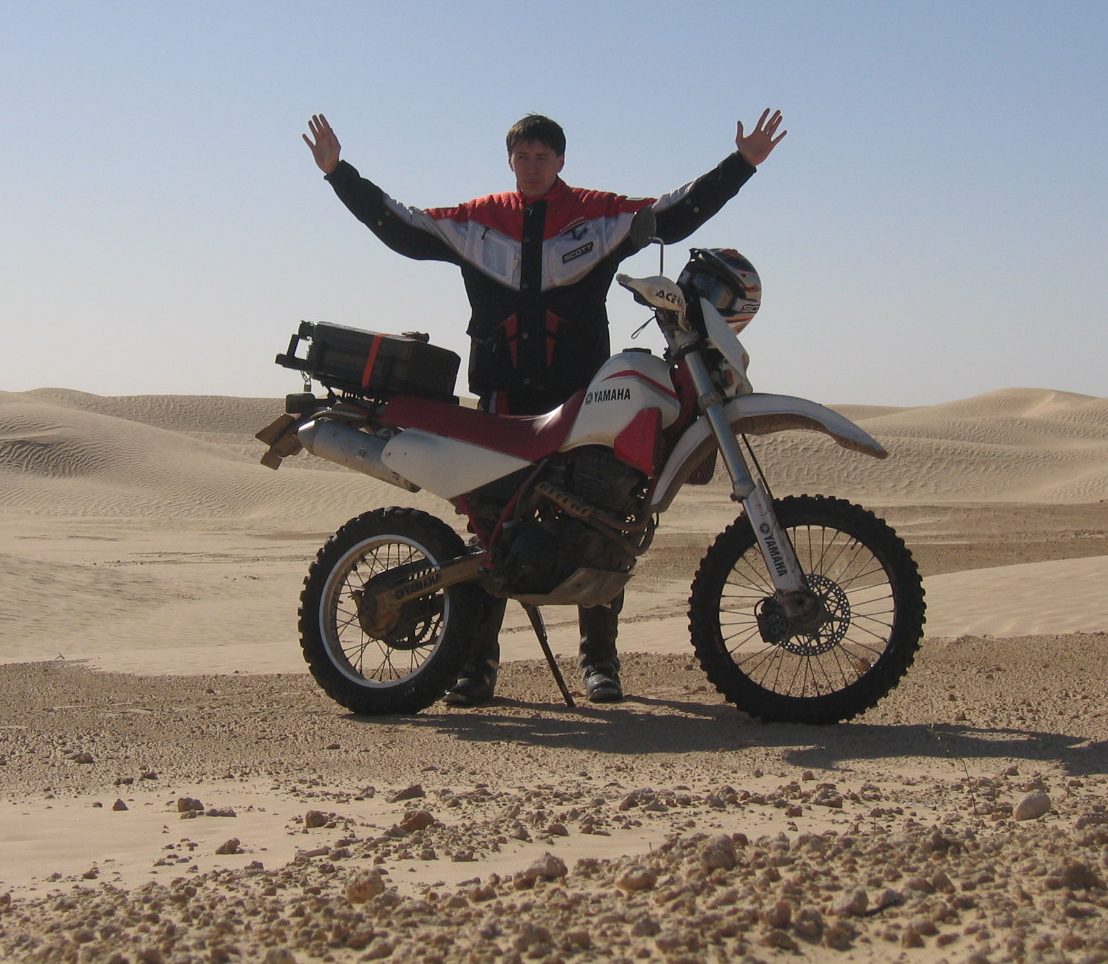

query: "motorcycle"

left=257, top=217, right=925, bottom=723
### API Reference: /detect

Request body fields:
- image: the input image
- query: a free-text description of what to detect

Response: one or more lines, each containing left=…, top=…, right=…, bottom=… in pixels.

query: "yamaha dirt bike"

left=258, top=220, right=925, bottom=723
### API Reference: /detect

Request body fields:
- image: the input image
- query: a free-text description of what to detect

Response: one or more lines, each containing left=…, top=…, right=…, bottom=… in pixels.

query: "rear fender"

left=649, top=393, right=888, bottom=512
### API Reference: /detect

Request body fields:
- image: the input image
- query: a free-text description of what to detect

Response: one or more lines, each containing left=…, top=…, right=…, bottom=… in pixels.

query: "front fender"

left=649, top=393, right=888, bottom=512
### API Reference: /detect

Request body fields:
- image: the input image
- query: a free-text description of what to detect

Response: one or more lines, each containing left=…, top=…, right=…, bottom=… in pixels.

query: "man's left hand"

left=735, top=109, right=787, bottom=167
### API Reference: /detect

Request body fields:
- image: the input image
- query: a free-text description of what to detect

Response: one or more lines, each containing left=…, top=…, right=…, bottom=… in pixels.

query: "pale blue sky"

left=3, top=0, right=1105, bottom=405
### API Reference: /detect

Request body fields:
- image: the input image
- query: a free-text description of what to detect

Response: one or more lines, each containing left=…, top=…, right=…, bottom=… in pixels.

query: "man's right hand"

left=303, top=114, right=341, bottom=174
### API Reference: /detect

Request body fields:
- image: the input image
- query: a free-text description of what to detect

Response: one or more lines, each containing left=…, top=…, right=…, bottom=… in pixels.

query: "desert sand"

left=1, top=384, right=1106, bottom=962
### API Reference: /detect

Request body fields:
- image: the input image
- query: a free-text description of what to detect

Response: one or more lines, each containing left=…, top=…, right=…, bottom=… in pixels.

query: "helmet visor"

left=697, top=271, right=742, bottom=316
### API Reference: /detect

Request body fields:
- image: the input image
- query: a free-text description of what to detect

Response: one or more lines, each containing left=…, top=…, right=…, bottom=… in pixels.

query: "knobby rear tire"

left=298, top=508, right=481, bottom=715
left=689, top=495, right=925, bottom=724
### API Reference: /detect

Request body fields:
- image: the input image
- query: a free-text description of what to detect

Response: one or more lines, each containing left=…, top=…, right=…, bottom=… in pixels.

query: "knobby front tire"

left=298, top=508, right=481, bottom=715
left=689, top=495, right=925, bottom=724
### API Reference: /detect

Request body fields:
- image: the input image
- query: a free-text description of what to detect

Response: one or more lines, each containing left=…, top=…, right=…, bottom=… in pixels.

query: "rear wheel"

left=689, top=495, right=925, bottom=723
left=299, top=508, right=481, bottom=715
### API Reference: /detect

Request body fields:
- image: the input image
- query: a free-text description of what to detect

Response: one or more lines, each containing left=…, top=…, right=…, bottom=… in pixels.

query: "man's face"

left=508, top=139, right=565, bottom=199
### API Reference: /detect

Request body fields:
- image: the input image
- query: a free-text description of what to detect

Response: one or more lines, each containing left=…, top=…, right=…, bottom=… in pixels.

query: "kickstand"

left=522, top=604, right=576, bottom=707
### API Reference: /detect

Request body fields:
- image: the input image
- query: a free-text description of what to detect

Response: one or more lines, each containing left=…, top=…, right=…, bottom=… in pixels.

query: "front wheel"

left=689, top=495, right=925, bottom=724
left=298, top=508, right=482, bottom=715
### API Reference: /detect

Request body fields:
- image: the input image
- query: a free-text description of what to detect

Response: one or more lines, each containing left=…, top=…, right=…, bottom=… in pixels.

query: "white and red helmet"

left=677, top=248, right=762, bottom=332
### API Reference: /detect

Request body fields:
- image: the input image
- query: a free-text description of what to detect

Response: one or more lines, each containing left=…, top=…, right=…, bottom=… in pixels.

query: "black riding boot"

left=444, top=595, right=504, bottom=707
left=578, top=590, right=624, bottom=702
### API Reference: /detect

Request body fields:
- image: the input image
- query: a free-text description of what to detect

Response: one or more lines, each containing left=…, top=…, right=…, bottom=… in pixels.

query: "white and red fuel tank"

left=559, top=350, right=682, bottom=451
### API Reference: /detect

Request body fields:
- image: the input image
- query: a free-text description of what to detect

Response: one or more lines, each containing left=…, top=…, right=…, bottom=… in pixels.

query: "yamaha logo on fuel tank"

left=584, top=387, right=632, bottom=404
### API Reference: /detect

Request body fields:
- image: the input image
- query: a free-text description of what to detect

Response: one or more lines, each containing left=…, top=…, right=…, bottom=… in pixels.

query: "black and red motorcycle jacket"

left=325, top=151, right=756, bottom=406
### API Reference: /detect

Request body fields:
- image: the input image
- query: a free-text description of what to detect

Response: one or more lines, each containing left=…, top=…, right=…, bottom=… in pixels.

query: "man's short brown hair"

left=506, top=114, right=566, bottom=157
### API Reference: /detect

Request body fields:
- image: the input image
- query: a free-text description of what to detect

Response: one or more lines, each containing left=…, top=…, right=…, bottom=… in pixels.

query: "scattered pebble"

left=398, top=809, right=435, bottom=833
left=616, top=866, right=657, bottom=892
left=834, top=888, right=869, bottom=917
left=520, top=853, right=567, bottom=882
left=699, top=833, right=737, bottom=870
left=346, top=869, right=387, bottom=903
left=303, top=810, right=329, bottom=829
left=1013, top=790, right=1051, bottom=821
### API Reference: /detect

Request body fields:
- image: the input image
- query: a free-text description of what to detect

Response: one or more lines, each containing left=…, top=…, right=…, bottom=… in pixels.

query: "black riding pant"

left=468, top=590, right=624, bottom=669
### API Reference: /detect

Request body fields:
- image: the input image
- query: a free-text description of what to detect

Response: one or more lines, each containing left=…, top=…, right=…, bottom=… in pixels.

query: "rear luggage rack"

left=276, top=321, right=461, bottom=401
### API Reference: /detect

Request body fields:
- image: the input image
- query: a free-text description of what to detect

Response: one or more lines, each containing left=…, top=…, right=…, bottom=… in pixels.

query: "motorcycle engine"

left=501, top=447, right=649, bottom=595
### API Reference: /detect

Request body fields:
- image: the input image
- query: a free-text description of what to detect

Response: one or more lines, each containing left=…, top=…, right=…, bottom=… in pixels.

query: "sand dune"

left=4, top=387, right=1105, bottom=522
left=0, top=390, right=435, bottom=525
left=751, top=388, right=1108, bottom=504
left=21, top=387, right=281, bottom=434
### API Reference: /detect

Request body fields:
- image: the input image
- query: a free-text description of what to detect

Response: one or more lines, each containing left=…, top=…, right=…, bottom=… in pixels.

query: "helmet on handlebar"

left=677, top=248, right=762, bottom=333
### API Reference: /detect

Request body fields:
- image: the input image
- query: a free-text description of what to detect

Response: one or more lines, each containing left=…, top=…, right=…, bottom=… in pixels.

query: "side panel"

left=649, top=393, right=888, bottom=512
left=382, top=431, right=531, bottom=499
left=561, top=351, right=681, bottom=451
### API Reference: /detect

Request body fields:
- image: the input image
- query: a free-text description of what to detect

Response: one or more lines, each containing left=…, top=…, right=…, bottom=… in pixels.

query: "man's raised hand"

left=735, top=109, right=786, bottom=167
left=303, top=114, right=341, bottom=174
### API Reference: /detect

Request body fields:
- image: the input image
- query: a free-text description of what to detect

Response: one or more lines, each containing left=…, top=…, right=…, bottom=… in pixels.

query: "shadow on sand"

left=347, top=693, right=1107, bottom=778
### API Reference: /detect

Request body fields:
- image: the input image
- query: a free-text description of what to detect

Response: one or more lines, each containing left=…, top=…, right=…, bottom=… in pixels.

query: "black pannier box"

left=276, top=321, right=460, bottom=400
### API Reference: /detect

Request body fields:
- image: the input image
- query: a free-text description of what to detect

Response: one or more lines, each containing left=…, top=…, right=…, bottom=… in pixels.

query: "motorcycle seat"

left=380, top=389, right=587, bottom=462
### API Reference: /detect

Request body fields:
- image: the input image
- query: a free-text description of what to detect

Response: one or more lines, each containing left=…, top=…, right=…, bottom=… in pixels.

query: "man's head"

left=506, top=114, right=566, bottom=157
left=506, top=114, right=565, bottom=199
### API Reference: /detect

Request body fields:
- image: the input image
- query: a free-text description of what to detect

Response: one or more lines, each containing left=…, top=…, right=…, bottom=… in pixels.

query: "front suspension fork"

left=684, top=352, right=808, bottom=602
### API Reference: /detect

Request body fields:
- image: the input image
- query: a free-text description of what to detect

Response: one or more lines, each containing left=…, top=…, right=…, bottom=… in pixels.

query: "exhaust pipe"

left=298, top=419, right=419, bottom=492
